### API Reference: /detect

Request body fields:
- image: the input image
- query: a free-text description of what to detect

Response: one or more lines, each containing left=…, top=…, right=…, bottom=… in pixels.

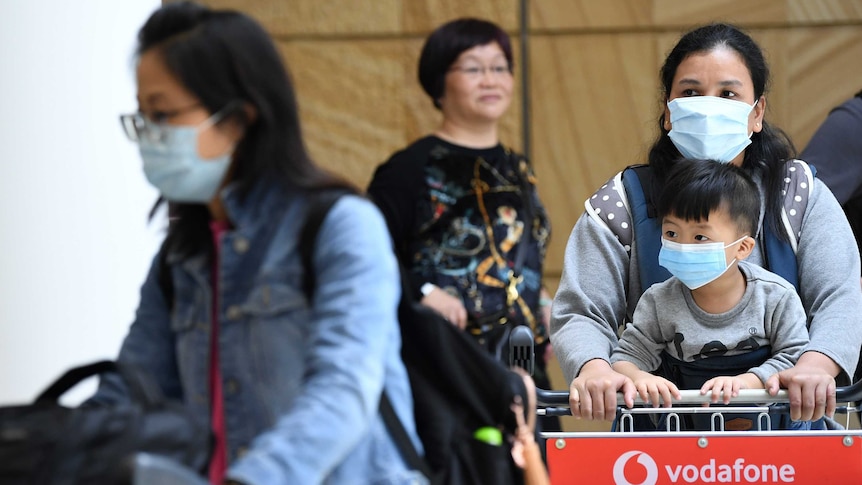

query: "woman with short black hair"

left=367, top=18, right=555, bottom=399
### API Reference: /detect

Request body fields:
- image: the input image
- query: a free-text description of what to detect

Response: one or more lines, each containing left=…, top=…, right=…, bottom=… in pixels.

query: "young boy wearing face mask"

left=610, top=159, right=811, bottom=431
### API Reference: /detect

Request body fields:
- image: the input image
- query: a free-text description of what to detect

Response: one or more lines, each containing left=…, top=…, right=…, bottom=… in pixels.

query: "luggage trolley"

left=537, top=382, right=862, bottom=484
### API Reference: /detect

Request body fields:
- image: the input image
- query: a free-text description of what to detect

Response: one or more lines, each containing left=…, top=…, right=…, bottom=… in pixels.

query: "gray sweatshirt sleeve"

left=611, top=290, right=664, bottom=372
left=749, top=287, right=810, bottom=384
left=796, top=177, right=862, bottom=384
left=551, top=211, right=631, bottom=383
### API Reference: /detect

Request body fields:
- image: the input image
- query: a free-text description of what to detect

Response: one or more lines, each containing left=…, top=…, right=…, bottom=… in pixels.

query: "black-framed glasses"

left=118, top=103, right=234, bottom=149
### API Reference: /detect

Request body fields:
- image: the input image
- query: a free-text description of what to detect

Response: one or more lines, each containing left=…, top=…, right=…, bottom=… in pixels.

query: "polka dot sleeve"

left=584, top=171, right=634, bottom=252
left=781, top=160, right=815, bottom=252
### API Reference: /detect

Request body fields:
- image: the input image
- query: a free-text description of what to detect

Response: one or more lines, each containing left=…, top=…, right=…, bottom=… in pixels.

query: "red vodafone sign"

left=546, top=433, right=862, bottom=484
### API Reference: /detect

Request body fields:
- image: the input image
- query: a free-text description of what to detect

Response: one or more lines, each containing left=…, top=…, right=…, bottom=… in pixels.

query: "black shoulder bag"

left=0, top=360, right=211, bottom=484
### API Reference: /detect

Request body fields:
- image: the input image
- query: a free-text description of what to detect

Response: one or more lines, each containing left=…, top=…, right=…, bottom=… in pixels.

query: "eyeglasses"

left=119, top=103, right=230, bottom=149
left=448, top=64, right=511, bottom=79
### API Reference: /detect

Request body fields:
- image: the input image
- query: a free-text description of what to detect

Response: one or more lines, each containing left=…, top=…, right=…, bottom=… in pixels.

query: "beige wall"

left=199, top=0, right=862, bottom=430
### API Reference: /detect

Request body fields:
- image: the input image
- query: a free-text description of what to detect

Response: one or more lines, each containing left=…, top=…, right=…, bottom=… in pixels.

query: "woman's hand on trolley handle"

left=568, top=359, right=636, bottom=421
left=766, top=351, right=838, bottom=421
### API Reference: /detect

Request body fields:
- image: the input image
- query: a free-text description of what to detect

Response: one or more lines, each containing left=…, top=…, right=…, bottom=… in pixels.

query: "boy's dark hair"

left=418, top=17, right=513, bottom=109
left=657, top=159, right=760, bottom=237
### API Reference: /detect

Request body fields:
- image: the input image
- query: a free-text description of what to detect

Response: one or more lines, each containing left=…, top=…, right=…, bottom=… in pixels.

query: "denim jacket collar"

left=220, top=179, right=289, bottom=230
left=164, top=180, right=289, bottom=272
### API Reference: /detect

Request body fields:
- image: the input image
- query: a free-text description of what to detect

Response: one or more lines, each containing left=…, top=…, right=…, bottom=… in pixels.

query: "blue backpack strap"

left=762, top=160, right=816, bottom=292
left=762, top=229, right=797, bottom=290
left=621, top=165, right=672, bottom=291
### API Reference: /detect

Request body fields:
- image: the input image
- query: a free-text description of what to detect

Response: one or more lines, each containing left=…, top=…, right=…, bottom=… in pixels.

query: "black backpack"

left=158, top=190, right=528, bottom=485
left=300, top=191, right=527, bottom=485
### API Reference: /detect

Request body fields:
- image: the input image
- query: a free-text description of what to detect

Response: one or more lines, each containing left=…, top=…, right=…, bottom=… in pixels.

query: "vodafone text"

left=664, top=459, right=795, bottom=483
left=614, top=451, right=795, bottom=484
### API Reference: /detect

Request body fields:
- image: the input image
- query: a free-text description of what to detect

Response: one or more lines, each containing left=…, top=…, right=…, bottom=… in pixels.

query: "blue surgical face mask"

left=139, top=114, right=233, bottom=203
left=658, top=236, right=747, bottom=290
left=667, top=96, right=757, bottom=163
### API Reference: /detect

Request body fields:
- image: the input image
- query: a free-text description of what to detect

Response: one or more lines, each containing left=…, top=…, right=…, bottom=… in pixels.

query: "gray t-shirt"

left=611, top=262, right=809, bottom=385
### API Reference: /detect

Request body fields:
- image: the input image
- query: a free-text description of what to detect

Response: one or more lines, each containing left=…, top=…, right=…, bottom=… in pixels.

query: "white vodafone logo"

left=613, top=451, right=659, bottom=485
left=610, top=450, right=796, bottom=484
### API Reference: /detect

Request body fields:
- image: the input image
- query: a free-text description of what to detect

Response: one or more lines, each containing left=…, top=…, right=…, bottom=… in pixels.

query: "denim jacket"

left=95, top=182, right=425, bottom=484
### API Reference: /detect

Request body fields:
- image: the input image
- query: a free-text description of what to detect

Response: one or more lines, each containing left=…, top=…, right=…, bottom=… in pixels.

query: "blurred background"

left=0, top=0, right=161, bottom=405
left=2, top=0, right=860, bottom=431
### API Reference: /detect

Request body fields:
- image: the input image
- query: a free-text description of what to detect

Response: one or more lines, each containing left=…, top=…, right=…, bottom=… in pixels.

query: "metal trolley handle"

left=536, top=379, right=862, bottom=408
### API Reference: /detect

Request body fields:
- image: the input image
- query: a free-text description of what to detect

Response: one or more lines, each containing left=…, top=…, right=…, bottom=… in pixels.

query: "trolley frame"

left=537, top=382, right=862, bottom=484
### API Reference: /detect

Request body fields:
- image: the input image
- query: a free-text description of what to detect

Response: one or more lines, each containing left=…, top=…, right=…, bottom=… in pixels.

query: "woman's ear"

left=220, top=102, right=258, bottom=145
left=752, top=95, right=766, bottom=134
left=240, top=102, right=258, bottom=124
left=736, top=235, right=756, bottom=261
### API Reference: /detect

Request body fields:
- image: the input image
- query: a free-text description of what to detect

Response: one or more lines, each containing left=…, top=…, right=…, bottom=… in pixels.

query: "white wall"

left=0, top=0, right=163, bottom=405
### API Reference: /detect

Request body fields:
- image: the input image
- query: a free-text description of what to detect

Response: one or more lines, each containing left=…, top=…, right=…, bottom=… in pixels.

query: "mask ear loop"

left=196, top=101, right=247, bottom=159
left=197, top=101, right=243, bottom=132
left=724, top=235, right=749, bottom=249
left=721, top=234, right=752, bottom=275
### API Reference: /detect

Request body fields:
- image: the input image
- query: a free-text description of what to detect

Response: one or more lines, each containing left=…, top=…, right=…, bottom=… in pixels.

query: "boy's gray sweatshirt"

left=611, top=262, right=810, bottom=385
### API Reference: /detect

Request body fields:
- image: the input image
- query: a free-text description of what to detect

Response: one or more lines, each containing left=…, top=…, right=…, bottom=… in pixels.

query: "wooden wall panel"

left=403, top=0, right=519, bottom=33
left=788, top=0, right=862, bottom=22
left=752, top=30, right=794, bottom=137
left=202, top=0, right=402, bottom=36
left=531, top=33, right=661, bottom=278
left=652, top=0, right=862, bottom=26
left=652, top=0, right=790, bottom=27
left=530, top=0, right=652, bottom=30
left=401, top=39, right=442, bottom=146
left=788, top=26, right=862, bottom=149
left=278, top=40, right=407, bottom=189
left=531, top=0, right=862, bottom=31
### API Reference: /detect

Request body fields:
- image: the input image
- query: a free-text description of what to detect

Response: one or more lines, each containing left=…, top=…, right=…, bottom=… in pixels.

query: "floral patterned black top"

left=368, top=136, right=550, bottom=343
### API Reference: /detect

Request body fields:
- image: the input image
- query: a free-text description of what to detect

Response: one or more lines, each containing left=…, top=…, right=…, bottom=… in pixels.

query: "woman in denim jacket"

left=91, top=3, right=424, bottom=484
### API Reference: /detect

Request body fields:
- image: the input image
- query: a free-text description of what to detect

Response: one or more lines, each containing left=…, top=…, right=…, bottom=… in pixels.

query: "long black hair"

left=648, top=23, right=796, bottom=242
left=138, top=2, right=354, bottom=259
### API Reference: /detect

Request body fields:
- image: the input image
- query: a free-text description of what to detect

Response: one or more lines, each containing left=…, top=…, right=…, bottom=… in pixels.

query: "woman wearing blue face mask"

left=90, top=2, right=424, bottom=484
left=550, top=23, right=862, bottom=426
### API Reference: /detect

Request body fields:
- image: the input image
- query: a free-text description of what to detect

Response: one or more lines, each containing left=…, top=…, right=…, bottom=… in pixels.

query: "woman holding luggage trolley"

left=550, top=22, right=862, bottom=426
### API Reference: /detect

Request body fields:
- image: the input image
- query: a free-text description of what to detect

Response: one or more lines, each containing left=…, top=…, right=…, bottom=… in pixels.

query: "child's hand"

left=700, top=374, right=760, bottom=404
left=632, top=375, right=681, bottom=408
